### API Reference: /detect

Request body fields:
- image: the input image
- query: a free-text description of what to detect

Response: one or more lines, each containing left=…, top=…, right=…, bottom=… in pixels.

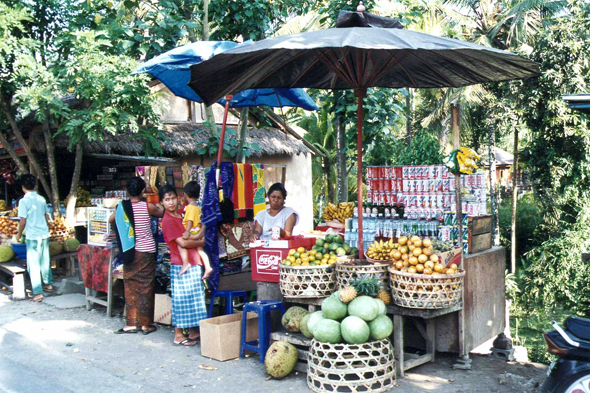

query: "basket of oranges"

left=279, top=247, right=337, bottom=298
left=387, top=235, right=464, bottom=309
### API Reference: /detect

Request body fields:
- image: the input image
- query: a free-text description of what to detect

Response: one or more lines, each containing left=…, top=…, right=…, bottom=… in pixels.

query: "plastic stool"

left=208, top=290, right=247, bottom=318
left=240, top=300, right=285, bottom=363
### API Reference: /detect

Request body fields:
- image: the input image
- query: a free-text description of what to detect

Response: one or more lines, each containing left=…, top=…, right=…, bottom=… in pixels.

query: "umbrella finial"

left=357, top=1, right=365, bottom=13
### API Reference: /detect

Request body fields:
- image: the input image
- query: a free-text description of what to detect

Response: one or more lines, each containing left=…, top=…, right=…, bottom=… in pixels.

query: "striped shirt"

left=131, top=201, right=155, bottom=253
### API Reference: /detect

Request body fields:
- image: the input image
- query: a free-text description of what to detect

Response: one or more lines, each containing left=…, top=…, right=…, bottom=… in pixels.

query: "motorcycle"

left=541, top=316, right=590, bottom=392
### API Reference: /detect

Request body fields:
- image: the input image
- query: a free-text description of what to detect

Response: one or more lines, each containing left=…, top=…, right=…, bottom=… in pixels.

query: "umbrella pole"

left=216, top=95, right=233, bottom=187
left=355, top=88, right=366, bottom=255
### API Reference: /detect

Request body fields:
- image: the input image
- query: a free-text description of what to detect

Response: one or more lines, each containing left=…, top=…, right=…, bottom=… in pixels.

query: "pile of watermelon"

left=300, top=293, right=393, bottom=345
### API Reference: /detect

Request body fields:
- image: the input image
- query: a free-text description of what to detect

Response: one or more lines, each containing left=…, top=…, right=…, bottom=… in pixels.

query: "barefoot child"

left=177, top=181, right=212, bottom=279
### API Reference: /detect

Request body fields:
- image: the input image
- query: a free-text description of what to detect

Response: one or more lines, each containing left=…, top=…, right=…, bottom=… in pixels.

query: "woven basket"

left=364, top=252, right=393, bottom=265
left=279, top=264, right=337, bottom=298
left=388, top=267, right=464, bottom=309
left=335, top=261, right=390, bottom=290
left=307, top=338, right=396, bottom=393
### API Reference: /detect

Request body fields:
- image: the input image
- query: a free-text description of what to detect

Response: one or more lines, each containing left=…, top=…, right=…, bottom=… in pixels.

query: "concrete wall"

left=183, top=153, right=314, bottom=234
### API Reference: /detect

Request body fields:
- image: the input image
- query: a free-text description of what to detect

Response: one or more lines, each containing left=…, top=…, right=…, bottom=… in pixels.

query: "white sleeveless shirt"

left=254, top=207, right=299, bottom=240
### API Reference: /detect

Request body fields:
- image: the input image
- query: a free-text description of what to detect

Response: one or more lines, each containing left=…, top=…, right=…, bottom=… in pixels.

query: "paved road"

left=0, top=292, right=546, bottom=393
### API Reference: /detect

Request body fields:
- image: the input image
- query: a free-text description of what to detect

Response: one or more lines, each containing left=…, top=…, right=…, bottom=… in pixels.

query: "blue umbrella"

left=133, top=41, right=318, bottom=111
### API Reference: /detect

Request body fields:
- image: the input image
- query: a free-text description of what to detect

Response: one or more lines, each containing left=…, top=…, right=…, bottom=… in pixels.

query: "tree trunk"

left=488, top=124, right=499, bottom=246
left=405, top=88, right=413, bottom=146
left=325, top=158, right=334, bottom=204
left=65, top=144, right=83, bottom=225
left=42, top=113, right=61, bottom=217
left=0, top=94, right=51, bottom=196
left=511, top=128, right=519, bottom=274
left=0, top=131, right=27, bottom=174
left=236, top=107, right=249, bottom=163
left=335, top=108, right=347, bottom=203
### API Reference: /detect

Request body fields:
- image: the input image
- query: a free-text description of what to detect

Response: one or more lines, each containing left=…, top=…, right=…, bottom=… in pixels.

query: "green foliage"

left=390, top=129, right=443, bottom=165
left=520, top=201, right=590, bottom=313
left=197, top=122, right=261, bottom=158
left=497, top=193, right=543, bottom=266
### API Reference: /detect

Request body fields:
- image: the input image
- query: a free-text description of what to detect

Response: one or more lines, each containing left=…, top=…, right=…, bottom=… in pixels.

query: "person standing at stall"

left=15, top=174, right=51, bottom=302
left=110, top=177, right=164, bottom=335
left=159, top=184, right=207, bottom=346
left=250, top=183, right=299, bottom=241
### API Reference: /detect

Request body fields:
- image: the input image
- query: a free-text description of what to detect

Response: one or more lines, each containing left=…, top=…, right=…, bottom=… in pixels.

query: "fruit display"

left=8, top=207, right=18, bottom=217
left=339, top=275, right=391, bottom=305
left=281, top=234, right=356, bottom=266
left=389, top=235, right=459, bottom=276
left=303, top=294, right=393, bottom=345
left=63, top=238, right=81, bottom=252
left=0, top=200, right=6, bottom=211
left=365, top=239, right=397, bottom=261
left=264, top=341, right=298, bottom=379
left=49, top=241, right=64, bottom=256
left=322, top=202, right=354, bottom=223
left=0, top=217, right=19, bottom=237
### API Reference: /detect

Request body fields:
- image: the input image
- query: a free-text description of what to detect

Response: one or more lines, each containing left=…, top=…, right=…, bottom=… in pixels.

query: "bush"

left=520, top=202, right=590, bottom=313
left=498, top=192, right=543, bottom=268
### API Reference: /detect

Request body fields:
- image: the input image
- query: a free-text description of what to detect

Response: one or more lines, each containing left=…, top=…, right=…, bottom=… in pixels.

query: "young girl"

left=159, top=184, right=207, bottom=346
left=178, top=181, right=212, bottom=278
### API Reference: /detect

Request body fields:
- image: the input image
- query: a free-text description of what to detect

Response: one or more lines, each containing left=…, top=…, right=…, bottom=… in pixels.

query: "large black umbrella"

left=189, top=7, right=539, bottom=253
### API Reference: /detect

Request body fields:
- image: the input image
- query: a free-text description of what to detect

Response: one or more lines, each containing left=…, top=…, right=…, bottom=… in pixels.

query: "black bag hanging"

left=219, top=194, right=235, bottom=224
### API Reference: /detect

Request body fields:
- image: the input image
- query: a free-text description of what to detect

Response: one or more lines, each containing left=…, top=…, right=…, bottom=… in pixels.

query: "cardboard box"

left=154, top=294, right=172, bottom=325
left=439, top=247, right=462, bottom=268
left=200, top=312, right=258, bottom=361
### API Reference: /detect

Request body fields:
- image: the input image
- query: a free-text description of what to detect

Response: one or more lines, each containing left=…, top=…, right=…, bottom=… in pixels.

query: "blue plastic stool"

left=240, top=300, right=286, bottom=363
left=208, top=290, right=247, bottom=318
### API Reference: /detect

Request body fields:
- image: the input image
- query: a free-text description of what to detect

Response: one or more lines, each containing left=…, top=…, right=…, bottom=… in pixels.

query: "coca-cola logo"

left=256, top=250, right=282, bottom=273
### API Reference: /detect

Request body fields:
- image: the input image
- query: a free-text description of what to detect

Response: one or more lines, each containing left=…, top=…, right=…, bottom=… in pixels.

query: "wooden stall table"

left=50, top=251, right=79, bottom=277
left=388, top=303, right=464, bottom=378
left=0, top=259, right=27, bottom=300
left=77, top=244, right=120, bottom=316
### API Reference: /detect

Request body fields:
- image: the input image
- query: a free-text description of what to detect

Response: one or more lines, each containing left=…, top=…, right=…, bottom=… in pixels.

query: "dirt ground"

left=0, top=290, right=548, bottom=393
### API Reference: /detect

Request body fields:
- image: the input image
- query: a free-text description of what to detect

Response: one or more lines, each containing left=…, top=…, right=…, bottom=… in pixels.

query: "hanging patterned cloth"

left=252, top=164, right=266, bottom=216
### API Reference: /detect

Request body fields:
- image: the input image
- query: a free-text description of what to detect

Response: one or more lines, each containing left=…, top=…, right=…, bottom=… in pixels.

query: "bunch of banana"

left=322, top=202, right=354, bottom=223
left=8, top=207, right=18, bottom=217
left=0, top=200, right=6, bottom=211
left=366, top=238, right=399, bottom=261
left=456, top=147, right=481, bottom=174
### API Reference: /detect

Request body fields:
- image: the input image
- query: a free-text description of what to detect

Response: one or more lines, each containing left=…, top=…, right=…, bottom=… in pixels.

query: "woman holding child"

left=159, top=183, right=211, bottom=346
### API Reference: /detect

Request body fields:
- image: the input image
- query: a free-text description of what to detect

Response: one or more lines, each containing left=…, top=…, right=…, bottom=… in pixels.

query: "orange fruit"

left=423, top=267, right=433, bottom=275
left=445, top=268, right=455, bottom=275
left=450, top=263, right=458, bottom=271
left=410, top=235, right=420, bottom=242
left=422, top=238, right=432, bottom=248
left=416, top=264, right=424, bottom=273
left=297, top=247, right=306, bottom=253
left=401, top=253, right=409, bottom=261
left=395, top=261, right=403, bottom=270
left=434, top=263, right=444, bottom=273
left=408, top=244, right=416, bottom=252
left=402, top=260, right=410, bottom=268
left=409, top=256, right=418, bottom=266
left=413, top=239, right=422, bottom=247
left=289, top=249, right=296, bottom=256
left=430, top=255, right=439, bottom=263
left=408, top=266, right=417, bottom=274
left=412, top=248, right=423, bottom=257
left=400, top=246, right=408, bottom=254
left=418, top=254, right=428, bottom=263
left=423, top=248, right=432, bottom=256
left=398, top=236, right=408, bottom=246
left=393, top=251, right=402, bottom=260
left=424, top=261, right=434, bottom=270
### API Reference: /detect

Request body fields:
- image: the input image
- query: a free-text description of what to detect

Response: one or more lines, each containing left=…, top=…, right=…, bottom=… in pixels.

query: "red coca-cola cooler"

left=250, top=236, right=315, bottom=283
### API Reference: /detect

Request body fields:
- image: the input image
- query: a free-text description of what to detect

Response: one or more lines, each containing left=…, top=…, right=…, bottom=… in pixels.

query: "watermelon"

left=321, top=296, right=347, bottom=320
left=334, top=236, right=343, bottom=244
left=375, top=298, right=387, bottom=316
left=341, top=316, right=370, bottom=344
left=313, top=319, right=342, bottom=344
left=369, top=315, right=394, bottom=340
left=330, top=290, right=341, bottom=299
left=300, top=314, right=313, bottom=338
left=325, top=234, right=334, bottom=243
left=307, top=311, right=325, bottom=336
left=348, top=296, right=378, bottom=322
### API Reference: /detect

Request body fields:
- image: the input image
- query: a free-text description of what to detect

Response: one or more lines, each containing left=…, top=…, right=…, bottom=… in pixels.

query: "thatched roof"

left=482, top=147, right=514, bottom=166
left=36, top=123, right=311, bottom=157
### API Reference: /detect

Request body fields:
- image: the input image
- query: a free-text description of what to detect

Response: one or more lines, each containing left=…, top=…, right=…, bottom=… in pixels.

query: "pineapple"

left=339, top=285, right=357, bottom=303
left=377, top=288, right=392, bottom=305
left=351, top=275, right=380, bottom=297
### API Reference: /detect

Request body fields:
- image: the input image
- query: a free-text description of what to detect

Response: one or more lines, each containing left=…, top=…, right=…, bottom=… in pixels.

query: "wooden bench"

left=0, top=259, right=27, bottom=300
